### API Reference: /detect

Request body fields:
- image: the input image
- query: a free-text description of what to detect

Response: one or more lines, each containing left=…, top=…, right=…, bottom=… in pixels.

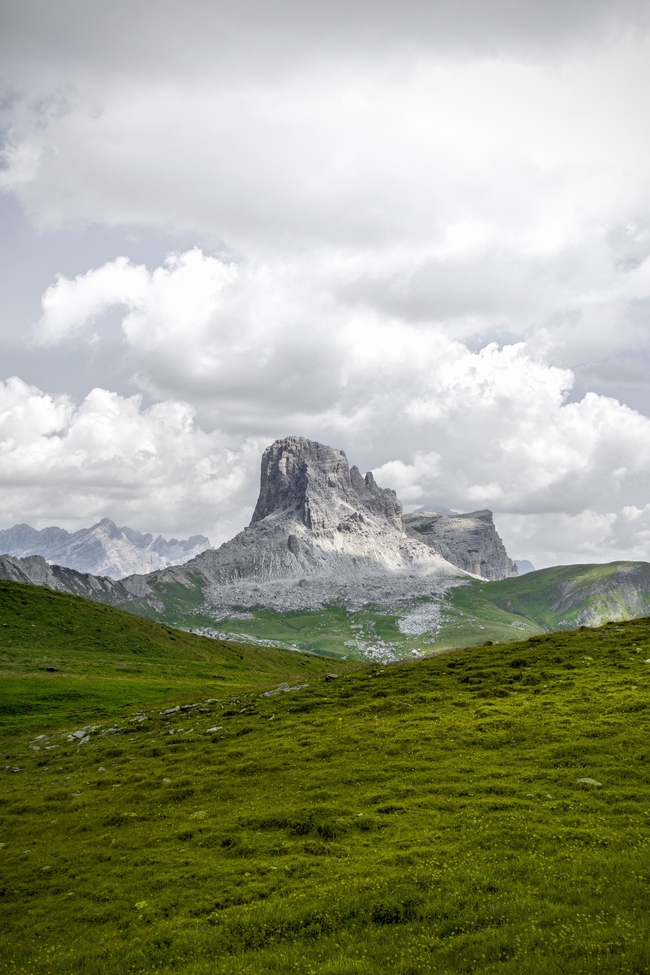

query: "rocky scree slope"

left=0, top=519, right=210, bottom=578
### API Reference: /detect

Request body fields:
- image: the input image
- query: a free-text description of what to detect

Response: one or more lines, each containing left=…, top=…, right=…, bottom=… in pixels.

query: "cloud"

left=0, top=376, right=262, bottom=540
left=2, top=1, right=650, bottom=568
left=2, top=0, right=647, bottom=82
left=497, top=505, right=650, bottom=567
left=29, top=249, right=650, bottom=567
left=4, top=32, right=650, bottom=388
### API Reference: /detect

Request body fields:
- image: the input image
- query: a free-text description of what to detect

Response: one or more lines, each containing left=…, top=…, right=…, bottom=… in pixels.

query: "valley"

left=105, top=561, right=650, bottom=662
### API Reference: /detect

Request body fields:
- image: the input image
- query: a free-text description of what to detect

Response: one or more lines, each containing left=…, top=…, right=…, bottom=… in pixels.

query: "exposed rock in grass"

left=260, top=682, right=309, bottom=697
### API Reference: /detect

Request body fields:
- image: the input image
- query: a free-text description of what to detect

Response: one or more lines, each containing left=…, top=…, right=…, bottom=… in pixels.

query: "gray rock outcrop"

left=251, top=437, right=403, bottom=532
left=403, top=509, right=517, bottom=581
left=0, top=553, right=132, bottom=603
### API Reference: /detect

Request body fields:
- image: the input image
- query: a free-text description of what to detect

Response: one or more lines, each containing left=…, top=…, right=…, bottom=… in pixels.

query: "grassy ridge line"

left=0, top=580, right=357, bottom=737
left=2, top=617, right=650, bottom=973
left=430, top=561, right=650, bottom=650
left=479, top=561, right=650, bottom=629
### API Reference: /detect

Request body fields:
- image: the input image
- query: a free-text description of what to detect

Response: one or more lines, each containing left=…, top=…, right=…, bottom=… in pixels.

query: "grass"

left=476, top=562, right=650, bottom=630
left=2, top=578, right=650, bottom=973
left=0, top=581, right=356, bottom=737
left=129, top=596, right=544, bottom=663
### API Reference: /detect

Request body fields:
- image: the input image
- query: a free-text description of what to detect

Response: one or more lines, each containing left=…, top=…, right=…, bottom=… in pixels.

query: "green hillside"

left=429, top=561, right=650, bottom=651
left=102, top=561, right=650, bottom=663
left=480, top=561, right=650, bottom=629
left=0, top=580, right=356, bottom=736
left=2, top=585, right=650, bottom=974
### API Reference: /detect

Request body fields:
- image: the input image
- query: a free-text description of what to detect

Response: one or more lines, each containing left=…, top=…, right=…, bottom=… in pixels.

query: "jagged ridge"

left=404, top=510, right=517, bottom=581
left=0, top=519, right=211, bottom=579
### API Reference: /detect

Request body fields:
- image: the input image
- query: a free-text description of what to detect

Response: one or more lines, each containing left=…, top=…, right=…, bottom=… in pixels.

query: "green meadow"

left=2, top=579, right=650, bottom=974
left=0, top=581, right=355, bottom=738
left=108, top=561, right=650, bottom=664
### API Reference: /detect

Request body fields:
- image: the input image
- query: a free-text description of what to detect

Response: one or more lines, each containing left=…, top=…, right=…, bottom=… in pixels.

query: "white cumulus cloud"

left=0, top=376, right=262, bottom=541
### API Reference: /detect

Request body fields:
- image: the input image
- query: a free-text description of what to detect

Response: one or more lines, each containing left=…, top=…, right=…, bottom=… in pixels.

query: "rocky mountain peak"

left=250, top=436, right=402, bottom=532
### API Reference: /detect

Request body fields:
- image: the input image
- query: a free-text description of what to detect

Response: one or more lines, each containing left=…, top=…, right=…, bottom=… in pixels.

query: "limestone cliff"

left=251, top=437, right=403, bottom=532
left=403, top=509, right=517, bottom=581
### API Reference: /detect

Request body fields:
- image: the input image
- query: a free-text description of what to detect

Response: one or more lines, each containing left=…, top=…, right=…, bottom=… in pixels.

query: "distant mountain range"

left=0, top=519, right=211, bottom=579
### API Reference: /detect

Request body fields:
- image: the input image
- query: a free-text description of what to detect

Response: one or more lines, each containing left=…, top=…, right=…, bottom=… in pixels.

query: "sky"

left=1, top=0, right=650, bottom=568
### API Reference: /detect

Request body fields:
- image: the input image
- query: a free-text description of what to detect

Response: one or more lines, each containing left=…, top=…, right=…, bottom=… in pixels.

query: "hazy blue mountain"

left=515, top=559, right=535, bottom=575
left=0, top=519, right=211, bottom=579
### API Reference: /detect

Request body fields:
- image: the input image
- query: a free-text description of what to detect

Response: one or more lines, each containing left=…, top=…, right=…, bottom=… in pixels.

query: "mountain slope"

left=0, top=519, right=210, bottom=578
left=479, top=560, right=650, bottom=629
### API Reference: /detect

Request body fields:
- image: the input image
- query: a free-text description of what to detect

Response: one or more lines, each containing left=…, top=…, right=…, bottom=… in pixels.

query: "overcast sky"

left=2, top=0, right=650, bottom=567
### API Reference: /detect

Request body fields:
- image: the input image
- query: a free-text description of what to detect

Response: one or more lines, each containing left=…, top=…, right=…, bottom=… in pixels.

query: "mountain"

left=0, top=519, right=211, bottom=579
left=134, top=436, right=470, bottom=613
left=514, top=559, right=535, bottom=575
left=0, top=436, right=559, bottom=659
left=403, top=509, right=517, bottom=580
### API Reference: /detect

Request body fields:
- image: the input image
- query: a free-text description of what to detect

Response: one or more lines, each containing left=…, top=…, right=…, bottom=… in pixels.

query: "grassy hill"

left=103, top=561, right=650, bottom=663
left=472, top=561, right=650, bottom=628
left=2, top=579, right=650, bottom=974
left=430, top=560, right=650, bottom=650
left=0, top=580, right=356, bottom=737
